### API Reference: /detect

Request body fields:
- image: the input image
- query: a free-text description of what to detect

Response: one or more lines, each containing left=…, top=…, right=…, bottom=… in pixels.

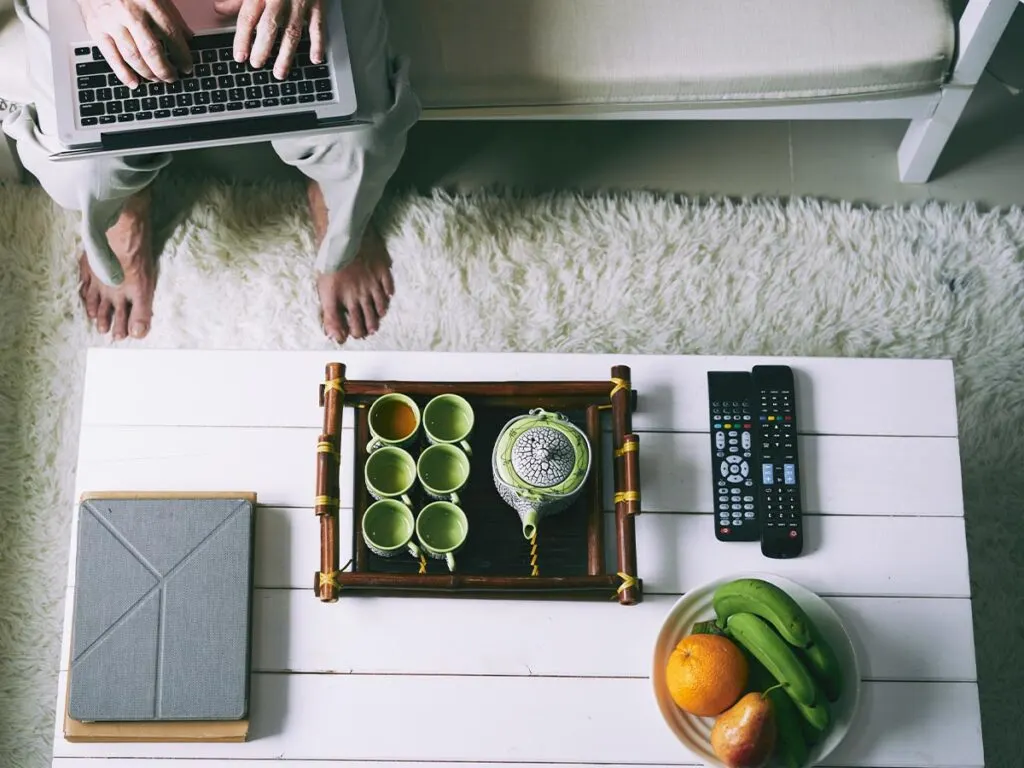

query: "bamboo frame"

left=314, top=364, right=643, bottom=605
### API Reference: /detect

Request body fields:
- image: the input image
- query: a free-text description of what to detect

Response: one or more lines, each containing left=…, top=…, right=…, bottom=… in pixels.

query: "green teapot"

left=491, top=408, right=592, bottom=539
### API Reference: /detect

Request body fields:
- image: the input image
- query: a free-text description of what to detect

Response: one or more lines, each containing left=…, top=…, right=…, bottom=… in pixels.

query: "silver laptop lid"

left=47, top=0, right=360, bottom=156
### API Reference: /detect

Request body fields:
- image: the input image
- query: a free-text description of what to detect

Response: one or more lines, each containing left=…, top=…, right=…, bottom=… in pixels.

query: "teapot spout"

left=522, top=508, right=539, bottom=540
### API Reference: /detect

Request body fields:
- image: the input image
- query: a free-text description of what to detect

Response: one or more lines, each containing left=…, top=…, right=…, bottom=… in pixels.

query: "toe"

left=371, top=284, right=389, bottom=319
left=346, top=302, right=368, bottom=339
left=97, top=299, right=113, bottom=334
left=317, top=283, right=348, bottom=344
left=360, top=298, right=380, bottom=335
left=128, top=289, right=154, bottom=340
left=381, top=269, right=395, bottom=298
left=112, top=299, right=130, bottom=341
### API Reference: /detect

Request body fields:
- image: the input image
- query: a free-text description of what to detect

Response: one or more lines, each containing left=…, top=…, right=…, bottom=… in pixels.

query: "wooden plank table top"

left=52, top=350, right=982, bottom=767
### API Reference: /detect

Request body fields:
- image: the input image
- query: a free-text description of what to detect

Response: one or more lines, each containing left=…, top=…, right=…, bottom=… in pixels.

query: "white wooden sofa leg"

left=898, top=88, right=973, bottom=183
left=898, top=0, right=1020, bottom=183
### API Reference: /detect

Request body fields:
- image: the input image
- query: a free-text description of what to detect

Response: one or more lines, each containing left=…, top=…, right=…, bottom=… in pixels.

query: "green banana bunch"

left=714, top=578, right=843, bottom=703
left=713, top=578, right=812, bottom=648
left=724, top=613, right=818, bottom=708
left=765, top=683, right=809, bottom=768
left=800, top=622, right=843, bottom=702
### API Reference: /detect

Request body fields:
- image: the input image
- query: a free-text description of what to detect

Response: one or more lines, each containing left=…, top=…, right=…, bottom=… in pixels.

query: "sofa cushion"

left=384, top=0, right=956, bottom=109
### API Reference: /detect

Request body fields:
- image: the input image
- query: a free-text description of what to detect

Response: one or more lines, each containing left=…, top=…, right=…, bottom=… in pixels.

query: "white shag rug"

left=1, top=175, right=1023, bottom=768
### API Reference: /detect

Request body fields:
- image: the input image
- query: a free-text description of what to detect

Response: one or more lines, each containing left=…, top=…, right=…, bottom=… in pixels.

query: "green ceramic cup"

left=366, top=393, right=421, bottom=453
left=362, top=499, right=421, bottom=560
left=364, top=446, right=416, bottom=507
left=423, top=393, right=474, bottom=456
left=417, top=443, right=470, bottom=505
left=415, top=502, right=468, bottom=572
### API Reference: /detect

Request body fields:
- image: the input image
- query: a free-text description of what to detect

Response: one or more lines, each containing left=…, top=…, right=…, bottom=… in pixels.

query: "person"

left=2, top=0, right=420, bottom=342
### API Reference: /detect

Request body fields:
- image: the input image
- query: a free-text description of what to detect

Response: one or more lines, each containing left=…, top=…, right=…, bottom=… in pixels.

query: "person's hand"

left=217, top=0, right=325, bottom=81
left=79, top=0, right=194, bottom=88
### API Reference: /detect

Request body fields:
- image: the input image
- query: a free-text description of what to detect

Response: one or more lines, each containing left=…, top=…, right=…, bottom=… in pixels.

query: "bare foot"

left=308, top=181, right=395, bottom=343
left=78, top=188, right=157, bottom=341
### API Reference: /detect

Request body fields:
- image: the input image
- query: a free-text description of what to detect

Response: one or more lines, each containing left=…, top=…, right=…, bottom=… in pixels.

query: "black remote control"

left=707, top=372, right=758, bottom=541
left=752, top=365, right=803, bottom=558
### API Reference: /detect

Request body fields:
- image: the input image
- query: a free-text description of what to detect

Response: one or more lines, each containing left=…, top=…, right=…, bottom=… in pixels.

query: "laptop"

left=47, top=0, right=366, bottom=160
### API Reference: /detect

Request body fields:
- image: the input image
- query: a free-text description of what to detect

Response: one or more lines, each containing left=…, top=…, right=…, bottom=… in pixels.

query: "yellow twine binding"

left=317, top=441, right=340, bottom=459
left=419, top=554, right=428, bottom=574
left=318, top=571, right=342, bottom=590
left=322, top=378, right=345, bottom=396
left=613, top=491, right=640, bottom=504
left=530, top=531, right=539, bottom=576
left=314, top=496, right=341, bottom=512
left=609, top=377, right=629, bottom=399
left=614, top=441, right=639, bottom=458
left=616, top=571, right=638, bottom=596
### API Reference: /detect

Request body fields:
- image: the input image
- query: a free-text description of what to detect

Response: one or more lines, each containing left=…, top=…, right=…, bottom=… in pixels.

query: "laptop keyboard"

left=73, top=32, right=334, bottom=127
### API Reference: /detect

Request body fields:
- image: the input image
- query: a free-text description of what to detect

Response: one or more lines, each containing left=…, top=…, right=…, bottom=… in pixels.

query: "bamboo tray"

left=312, top=362, right=643, bottom=605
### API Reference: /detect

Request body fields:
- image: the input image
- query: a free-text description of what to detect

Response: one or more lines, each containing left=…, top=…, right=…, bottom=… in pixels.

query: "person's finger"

left=249, top=0, right=285, bottom=69
left=273, top=3, right=306, bottom=80
left=114, top=26, right=157, bottom=83
left=127, top=18, right=177, bottom=82
left=233, top=0, right=264, bottom=62
left=308, top=0, right=325, bottom=64
left=149, top=0, right=194, bottom=75
left=96, top=34, right=139, bottom=88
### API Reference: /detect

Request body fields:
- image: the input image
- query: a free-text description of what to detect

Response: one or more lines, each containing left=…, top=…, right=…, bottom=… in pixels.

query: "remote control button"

left=740, top=462, right=749, bottom=477
left=720, top=527, right=730, bottom=535
left=718, top=480, right=726, bottom=487
left=727, top=473, right=743, bottom=483
left=720, top=462, right=730, bottom=476
left=716, top=451, right=725, bottom=458
left=727, top=430, right=738, bottom=437
left=789, top=530, right=798, bottom=538
left=731, top=488, right=740, bottom=495
left=726, top=455, right=741, bottom=465
left=744, top=511, right=755, bottom=519
left=731, top=504, right=742, bottom=510
left=715, top=431, right=725, bottom=449
left=734, top=520, right=743, bottom=527
left=743, top=451, right=752, bottom=458
left=745, top=479, right=754, bottom=486
left=741, top=432, right=751, bottom=450
left=744, top=503, right=755, bottom=510
left=743, top=495, right=754, bottom=502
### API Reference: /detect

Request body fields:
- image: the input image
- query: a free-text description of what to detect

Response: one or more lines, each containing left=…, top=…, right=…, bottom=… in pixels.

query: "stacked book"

left=65, top=493, right=257, bottom=742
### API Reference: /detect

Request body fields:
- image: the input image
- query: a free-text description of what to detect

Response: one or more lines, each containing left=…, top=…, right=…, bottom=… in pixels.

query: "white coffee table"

left=53, top=350, right=983, bottom=767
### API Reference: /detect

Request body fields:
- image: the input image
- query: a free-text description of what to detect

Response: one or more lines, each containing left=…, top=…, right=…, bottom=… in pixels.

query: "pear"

left=710, top=690, right=778, bottom=768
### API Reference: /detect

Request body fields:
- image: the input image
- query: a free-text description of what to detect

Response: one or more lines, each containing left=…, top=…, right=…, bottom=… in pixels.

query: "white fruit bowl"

left=651, top=573, right=861, bottom=768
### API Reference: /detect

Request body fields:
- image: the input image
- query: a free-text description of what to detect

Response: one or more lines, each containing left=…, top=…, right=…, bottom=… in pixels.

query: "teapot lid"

left=494, top=409, right=590, bottom=496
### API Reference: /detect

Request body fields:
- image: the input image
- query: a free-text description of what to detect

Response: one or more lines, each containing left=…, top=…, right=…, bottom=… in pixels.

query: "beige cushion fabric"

left=384, top=0, right=956, bottom=108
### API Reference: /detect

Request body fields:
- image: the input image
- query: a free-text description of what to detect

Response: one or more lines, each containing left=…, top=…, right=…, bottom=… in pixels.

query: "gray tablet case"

left=68, top=496, right=255, bottom=722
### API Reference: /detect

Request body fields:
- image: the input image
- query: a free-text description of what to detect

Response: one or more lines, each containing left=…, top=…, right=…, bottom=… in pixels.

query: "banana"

left=766, top=683, right=810, bottom=768
left=713, top=578, right=813, bottom=648
left=800, top=622, right=844, bottom=702
left=793, top=692, right=831, bottom=734
left=724, top=612, right=818, bottom=708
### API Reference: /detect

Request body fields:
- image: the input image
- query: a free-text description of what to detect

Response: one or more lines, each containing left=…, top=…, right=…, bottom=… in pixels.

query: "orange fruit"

left=665, top=633, right=748, bottom=717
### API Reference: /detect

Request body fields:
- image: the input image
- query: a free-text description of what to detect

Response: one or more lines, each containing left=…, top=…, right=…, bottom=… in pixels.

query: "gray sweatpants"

left=2, top=0, right=420, bottom=286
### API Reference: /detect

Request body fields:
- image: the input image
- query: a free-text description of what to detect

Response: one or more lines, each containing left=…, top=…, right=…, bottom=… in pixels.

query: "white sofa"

left=2, top=0, right=1020, bottom=183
